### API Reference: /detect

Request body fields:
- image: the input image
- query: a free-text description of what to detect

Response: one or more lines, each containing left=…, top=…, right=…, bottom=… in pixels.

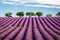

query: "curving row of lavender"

left=0, top=17, right=60, bottom=40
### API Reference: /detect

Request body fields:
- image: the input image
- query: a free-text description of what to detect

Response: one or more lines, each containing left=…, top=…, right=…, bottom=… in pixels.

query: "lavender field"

left=0, top=17, right=60, bottom=40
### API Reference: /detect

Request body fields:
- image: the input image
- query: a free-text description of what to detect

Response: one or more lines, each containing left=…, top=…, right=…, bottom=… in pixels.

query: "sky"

left=0, top=0, right=60, bottom=17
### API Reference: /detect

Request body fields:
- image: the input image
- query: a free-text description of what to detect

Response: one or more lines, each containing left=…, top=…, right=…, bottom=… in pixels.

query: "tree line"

left=5, top=12, right=60, bottom=17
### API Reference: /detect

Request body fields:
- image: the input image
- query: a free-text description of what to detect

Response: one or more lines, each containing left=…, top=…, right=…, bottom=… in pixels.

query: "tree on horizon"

left=36, top=12, right=43, bottom=16
left=16, top=12, right=24, bottom=17
left=26, top=12, right=35, bottom=16
left=56, top=12, right=60, bottom=16
left=5, top=12, right=12, bottom=17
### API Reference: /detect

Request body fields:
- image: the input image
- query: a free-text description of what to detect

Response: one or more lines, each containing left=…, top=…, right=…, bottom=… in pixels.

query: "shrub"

left=46, top=14, right=52, bottom=17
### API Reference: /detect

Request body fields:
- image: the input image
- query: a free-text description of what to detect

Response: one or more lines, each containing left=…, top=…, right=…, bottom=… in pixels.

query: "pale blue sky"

left=0, top=0, right=60, bottom=17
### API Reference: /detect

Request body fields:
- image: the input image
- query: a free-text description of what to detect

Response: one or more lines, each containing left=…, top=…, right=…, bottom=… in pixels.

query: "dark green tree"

left=36, top=12, right=43, bottom=16
left=46, top=14, right=52, bottom=17
left=16, top=12, right=24, bottom=17
left=5, top=12, right=12, bottom=17
left=56, top=12, right=60, bottom=16
left=26, top=12, right=35, bottom=16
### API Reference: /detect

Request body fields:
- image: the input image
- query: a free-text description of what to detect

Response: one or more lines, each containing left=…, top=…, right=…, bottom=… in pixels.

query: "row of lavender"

left=0, top=17, right=60, bottom=40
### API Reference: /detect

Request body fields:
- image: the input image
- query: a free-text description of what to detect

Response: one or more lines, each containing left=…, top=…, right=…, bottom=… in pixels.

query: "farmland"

left=0, top=17, right=60, bottom=40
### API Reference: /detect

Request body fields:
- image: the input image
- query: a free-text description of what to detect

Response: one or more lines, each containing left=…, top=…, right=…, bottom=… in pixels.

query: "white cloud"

left=2, top=1, right=15, bottom=5
left=24, top=4, right=60, bottom=8
left=1, top=0, right=60, bottom=8
left=35, top=0, right=60, bottom=5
